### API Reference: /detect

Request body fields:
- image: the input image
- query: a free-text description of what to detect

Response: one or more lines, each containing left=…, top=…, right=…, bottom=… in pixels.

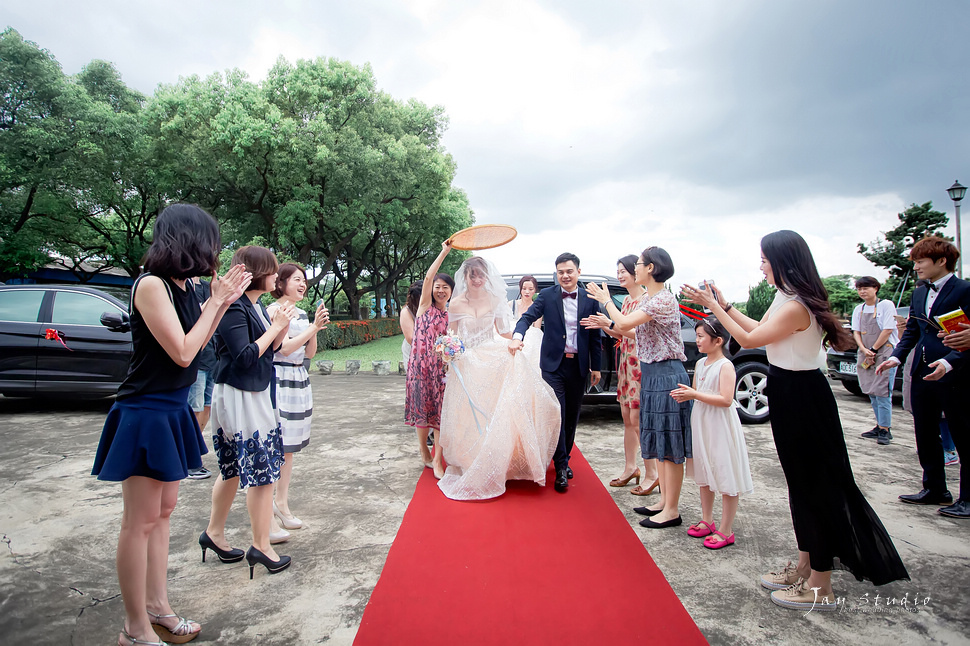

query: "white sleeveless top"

left=271, top=308, right=311, bottom=365
left=764, top=291, right=827, bottom=371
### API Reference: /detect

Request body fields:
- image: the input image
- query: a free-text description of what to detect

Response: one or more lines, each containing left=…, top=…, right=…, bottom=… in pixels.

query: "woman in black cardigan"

left=200, top=246, right=296, bottom=578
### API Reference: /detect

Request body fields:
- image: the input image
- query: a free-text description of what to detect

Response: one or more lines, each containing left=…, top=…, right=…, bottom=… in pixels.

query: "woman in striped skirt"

left=268, top=263, right=330, bottom=530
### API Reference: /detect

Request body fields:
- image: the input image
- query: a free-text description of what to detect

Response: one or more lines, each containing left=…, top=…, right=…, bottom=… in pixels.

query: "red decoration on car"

left=45, top=328, right=73, bottom=351
left=679, top=304, right=708, bottom=321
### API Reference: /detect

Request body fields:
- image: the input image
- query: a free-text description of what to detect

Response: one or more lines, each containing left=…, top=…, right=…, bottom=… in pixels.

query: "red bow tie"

left=562, top=291, right=577, bottom=299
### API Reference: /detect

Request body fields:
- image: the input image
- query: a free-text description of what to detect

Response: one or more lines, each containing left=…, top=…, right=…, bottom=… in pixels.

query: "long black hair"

left=143, top=204, right=221, bottom=279
left=760, top=230, right=852, bottom=350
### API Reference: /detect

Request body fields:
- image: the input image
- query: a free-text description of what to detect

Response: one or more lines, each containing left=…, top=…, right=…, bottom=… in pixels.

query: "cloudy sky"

left=8, top=0, right=969, bottom=296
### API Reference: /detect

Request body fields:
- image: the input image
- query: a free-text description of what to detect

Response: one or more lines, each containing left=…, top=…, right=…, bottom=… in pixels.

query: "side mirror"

left=100, top=311, right=131, bottom=333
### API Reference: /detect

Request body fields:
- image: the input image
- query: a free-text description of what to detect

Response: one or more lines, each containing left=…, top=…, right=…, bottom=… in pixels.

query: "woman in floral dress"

left=405, top=241, right=454, bottom=477
left=584, top=255, right=657, bottom=492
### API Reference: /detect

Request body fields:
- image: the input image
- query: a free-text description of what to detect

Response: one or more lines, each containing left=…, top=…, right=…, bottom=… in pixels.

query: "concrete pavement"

left=0, top=373, right=967, bottom=645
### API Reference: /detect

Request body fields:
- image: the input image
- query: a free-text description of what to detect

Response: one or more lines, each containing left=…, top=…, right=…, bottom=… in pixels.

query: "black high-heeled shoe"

left=199, top=531, right=245, bottom=564
left=245, top=546, right=292, bottom=579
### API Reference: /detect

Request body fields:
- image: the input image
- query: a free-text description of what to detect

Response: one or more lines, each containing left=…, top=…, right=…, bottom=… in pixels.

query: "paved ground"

left=1, top=373, right=967, bottom=645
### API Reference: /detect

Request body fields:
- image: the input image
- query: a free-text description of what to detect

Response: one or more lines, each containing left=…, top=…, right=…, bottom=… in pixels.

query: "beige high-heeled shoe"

left=269, top=517, right=291, bottom=544
left=273, top=501, right=303, bottom=529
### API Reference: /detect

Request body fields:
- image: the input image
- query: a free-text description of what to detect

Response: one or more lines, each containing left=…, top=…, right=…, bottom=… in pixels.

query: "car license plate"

left=840, top=361, right=857, bottom=375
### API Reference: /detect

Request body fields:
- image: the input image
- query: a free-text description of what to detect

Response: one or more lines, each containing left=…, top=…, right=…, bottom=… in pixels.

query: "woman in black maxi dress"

left=681, top=230, right=908, bottom=612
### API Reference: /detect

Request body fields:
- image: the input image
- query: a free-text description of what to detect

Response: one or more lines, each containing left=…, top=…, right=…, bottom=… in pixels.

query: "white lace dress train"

left=438, top=313, right=560, bottom=500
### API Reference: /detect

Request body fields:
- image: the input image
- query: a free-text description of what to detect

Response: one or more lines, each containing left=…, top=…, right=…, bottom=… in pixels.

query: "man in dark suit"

left=877, top=236, right=970, bottom=518
left=509, top=253, right=602, bottom=492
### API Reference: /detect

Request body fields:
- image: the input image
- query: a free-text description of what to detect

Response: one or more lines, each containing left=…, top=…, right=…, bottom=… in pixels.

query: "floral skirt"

left=211, top=383, right=284, bottom=489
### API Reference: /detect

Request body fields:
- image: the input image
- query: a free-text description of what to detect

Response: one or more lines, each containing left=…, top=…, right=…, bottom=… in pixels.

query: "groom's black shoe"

left=899, top=489, right=952, bottom=505
left=566, top=466, right=574, bottom=479
left=554, top=468, right=569, bottom=493
left=938, top=500, right=970, bottom=518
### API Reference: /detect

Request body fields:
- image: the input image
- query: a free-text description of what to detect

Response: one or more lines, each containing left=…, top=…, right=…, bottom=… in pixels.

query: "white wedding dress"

left=437, top=308, right=561, bottom=500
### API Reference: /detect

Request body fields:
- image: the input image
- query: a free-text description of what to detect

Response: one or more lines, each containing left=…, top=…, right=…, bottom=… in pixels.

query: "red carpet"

left=354, top=448, right=707, bottom=645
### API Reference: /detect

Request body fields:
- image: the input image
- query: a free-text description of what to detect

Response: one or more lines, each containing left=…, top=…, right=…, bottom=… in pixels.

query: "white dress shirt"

left=562, top=289, right=579, bottom=354
left=925, top=273, right=954, bottom=317
left=512, top=289, right=580, bottom=353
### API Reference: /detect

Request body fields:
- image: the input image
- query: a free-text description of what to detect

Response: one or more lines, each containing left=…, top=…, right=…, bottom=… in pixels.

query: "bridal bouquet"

left=434, top=334, right=465, bottom=363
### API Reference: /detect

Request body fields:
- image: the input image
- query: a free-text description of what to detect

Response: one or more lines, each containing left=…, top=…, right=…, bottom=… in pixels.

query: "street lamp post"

left=948, top=180, right=967, bottom=279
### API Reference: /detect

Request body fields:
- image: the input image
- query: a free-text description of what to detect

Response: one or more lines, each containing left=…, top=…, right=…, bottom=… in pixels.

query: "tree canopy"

left=821, top=274, right=860, bottom=318
left=857, top=201, right=948, bottom=306
left=0, top=28, right=473, bottom=316
left=745, top=279, right=775, bottom=321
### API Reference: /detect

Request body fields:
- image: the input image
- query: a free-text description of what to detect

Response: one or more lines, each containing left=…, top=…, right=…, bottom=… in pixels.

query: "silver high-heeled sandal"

left=146, top=610, right=201, bottom=644
left=119, top=627, right=167, bottom=646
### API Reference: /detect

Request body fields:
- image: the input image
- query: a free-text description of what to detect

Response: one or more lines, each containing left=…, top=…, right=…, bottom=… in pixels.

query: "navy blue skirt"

left=639, top=359, right=693, bottom=463
left=91, top=386, right=208, bottom=482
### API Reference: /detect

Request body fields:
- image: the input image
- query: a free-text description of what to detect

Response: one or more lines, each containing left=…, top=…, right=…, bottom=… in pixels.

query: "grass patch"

left=311, top=334, right=405, bottom=371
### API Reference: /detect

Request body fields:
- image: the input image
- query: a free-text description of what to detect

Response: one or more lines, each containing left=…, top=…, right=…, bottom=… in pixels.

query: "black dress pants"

left=542, top=356, right=584, bottom=471
left=910, top=377, right=968, bottom=501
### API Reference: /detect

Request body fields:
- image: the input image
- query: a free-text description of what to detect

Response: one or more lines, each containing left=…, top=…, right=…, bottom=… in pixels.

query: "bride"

left=438, top=256, right=561, bottom=500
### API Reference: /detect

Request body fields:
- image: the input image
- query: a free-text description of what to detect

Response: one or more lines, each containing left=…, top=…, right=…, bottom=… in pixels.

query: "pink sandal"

left=687, top=520, right=716, bottom=538
left=703, top=530, right=735, bottom=550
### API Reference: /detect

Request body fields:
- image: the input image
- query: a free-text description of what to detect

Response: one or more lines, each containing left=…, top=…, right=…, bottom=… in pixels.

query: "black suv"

left=503, top=274, right=770, bottom=424
left=0, top=284, right=133, bottom=397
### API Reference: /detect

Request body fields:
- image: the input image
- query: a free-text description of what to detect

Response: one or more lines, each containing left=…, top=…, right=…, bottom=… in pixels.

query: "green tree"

left=857, top=202, right=948, bottom=306
left=46, top=60, right=157, bottom=279
left=746, top=279, right=776, bottom=321
left=146, top=58, right=472, bottom=317
left=0, top=28, right=92, bottom=276
left=0, top=29, right=157, bottom=280
left=1, top=34, right=474, bottom=309
left=821, top=274, right=861, bottom=318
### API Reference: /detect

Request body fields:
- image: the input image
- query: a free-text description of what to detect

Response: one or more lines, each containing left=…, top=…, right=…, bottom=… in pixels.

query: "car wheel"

left=842, top=380, right=864, bottom=397
left=734, top=362, right=769, bottom=424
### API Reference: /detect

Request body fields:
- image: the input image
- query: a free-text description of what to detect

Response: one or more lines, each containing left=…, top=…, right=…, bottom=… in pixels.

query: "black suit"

left=513, top=285, right=602, bottom=471
left=891, top=275, right=970, bottom=501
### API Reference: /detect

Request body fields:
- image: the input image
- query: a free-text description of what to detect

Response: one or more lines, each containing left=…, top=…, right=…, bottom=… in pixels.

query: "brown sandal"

left=630, top=478, right=660, bottom=496
left=609, top=469, right=641, bottom=487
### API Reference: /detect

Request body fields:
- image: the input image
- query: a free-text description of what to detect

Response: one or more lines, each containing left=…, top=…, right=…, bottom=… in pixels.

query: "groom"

left=509, top=252, right=602, bottom=492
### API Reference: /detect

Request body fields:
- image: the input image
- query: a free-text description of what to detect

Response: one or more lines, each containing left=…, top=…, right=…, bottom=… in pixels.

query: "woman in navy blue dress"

left=92, top=204, right=250, bottom=646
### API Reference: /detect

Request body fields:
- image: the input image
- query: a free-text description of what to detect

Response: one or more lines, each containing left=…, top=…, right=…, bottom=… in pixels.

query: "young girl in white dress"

left=671, top=315, right=753, bottom=550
